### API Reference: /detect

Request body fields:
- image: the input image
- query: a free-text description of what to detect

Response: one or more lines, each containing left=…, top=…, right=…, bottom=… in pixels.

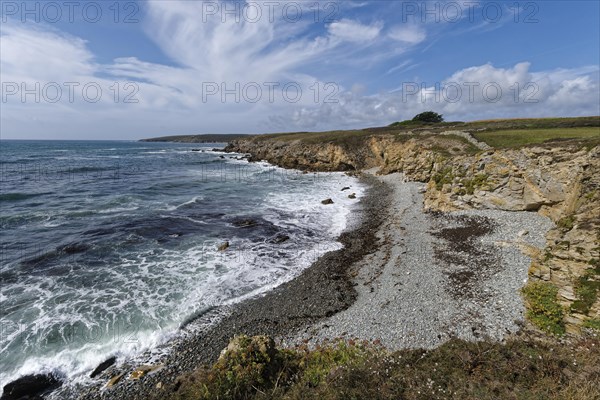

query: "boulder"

left=1, top=374, right=61, bottom=400
left=348, top=193, right=357, bottom=199
left=130, top=364, right=163, bottom=380
left=106, top=373, right=124, bottom=388
left=321, top=198, right=334, bottom=205
left=218, top=241, right=230, bottom=251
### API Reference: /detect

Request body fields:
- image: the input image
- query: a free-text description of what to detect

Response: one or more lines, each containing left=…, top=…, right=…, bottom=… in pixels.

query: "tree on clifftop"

left=412, top=111, right=444, bottom=123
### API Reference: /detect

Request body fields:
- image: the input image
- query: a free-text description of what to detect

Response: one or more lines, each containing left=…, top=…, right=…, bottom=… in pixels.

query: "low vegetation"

left=584, top=318, right=600, bottom=331
left=472, top=127, right=600, bottom=148
left=161, top=335, right=600, bottom=400
left=571, top=265, right=600, bottom=315
left=521, top=282, right=566, bottom=336
left=234, top=117, right=600, bottom=152
left=556, top=215, right=576, bottom=231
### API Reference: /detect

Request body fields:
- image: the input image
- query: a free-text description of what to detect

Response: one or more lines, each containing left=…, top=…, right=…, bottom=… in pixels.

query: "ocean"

left=0, top=140, right=363, bottom=390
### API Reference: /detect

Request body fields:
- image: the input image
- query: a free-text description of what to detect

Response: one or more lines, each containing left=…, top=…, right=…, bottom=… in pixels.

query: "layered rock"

left=226, top=134, right=600, bottom=333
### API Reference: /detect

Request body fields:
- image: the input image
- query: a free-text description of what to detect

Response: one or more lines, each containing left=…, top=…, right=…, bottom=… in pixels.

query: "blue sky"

left=1, top=0, right=599, bottom=139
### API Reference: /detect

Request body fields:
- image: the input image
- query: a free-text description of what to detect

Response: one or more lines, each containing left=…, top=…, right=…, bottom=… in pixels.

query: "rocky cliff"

left=225, top=133, right=600, bottom=334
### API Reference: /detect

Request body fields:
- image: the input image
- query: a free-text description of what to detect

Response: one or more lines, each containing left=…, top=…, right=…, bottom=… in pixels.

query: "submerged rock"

left=321, top=198, right=334, bottom=205
left=1, top=374, right=61, bottom=400
left=218, top=241, right=230, bottom=251
left=348, top=193, right=357, bottom=199
left=233, top=219, right=257, bottom=228
left=270, top=234, right=290, bottom=244
left=341, top=187, right=351, bottom=191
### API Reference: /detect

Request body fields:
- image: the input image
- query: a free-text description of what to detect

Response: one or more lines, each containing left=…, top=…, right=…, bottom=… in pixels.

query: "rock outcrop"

left=225, top=133, right=600, bottom=333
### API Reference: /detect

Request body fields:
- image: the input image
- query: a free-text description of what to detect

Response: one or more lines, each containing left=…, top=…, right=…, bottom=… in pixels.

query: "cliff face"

left=422, top=145, right=600, bottom=334
left=225, top=135, right=600, bottom=333
left=225, top=137, right=378, bottom=171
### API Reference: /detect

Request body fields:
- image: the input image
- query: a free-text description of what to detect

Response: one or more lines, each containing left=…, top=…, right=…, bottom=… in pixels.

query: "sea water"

left=0, top=140, right=364, bottom=391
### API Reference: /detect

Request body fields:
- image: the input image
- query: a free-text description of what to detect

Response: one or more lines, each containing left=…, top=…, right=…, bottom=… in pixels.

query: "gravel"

left=285, top=173, right=554, bottom=349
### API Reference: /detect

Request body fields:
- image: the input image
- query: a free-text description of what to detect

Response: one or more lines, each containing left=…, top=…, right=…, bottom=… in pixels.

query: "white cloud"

left=0, top=1, right=598, bottom=139
left=388, top=25, right=427, bottom=45
left=0, top=24, right=95, bottom=82
left=327, top=19, right=382, bottom=43
left=268, top=62, right=600, bottom=130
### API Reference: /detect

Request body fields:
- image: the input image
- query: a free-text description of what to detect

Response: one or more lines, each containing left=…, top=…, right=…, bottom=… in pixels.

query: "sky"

left=1, top=0, right=599, bottom=140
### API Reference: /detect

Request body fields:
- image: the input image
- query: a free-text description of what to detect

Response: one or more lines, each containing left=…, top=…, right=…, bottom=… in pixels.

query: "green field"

left=472, top=127, right=600, bottom=148
left=250, top=117, right=600, bottom=149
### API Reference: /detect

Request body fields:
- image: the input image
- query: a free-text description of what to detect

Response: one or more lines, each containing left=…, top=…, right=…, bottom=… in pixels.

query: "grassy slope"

left=163, top=335, right=600, bottom=400
left=247, top=116, right=600, bottom=150
left=473, top=127, right=600, bottom=148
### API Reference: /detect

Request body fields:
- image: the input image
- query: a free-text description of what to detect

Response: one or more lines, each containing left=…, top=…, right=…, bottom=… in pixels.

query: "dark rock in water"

left=1, top=374, right=61, bottom=400
left=270, top=234, right=290, bottom=244
left=348, top=193, right=357, bottom=199
left=341, top=187, right=351, bottom=191
left=219, top=155, right=225, bottom=159
left=321, top=198, right=334, bottom=205
left=232, top=219, right=257, bottom=228
left=57, top=242, right=89, bottom=255
left=218, top=241, right=229, bottom=251
left=191, top=149, right=202, bottom=152
left=90, top=356, right=116, bottom=378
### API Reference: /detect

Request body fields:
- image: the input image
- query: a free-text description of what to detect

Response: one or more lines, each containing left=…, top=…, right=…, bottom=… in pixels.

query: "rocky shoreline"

left=226, top=134, right=600, bottom=334
left=5, top=131, right=598, bottom=399
left=285, top=173, right=553, bottom=350
left=38, top=174, right=392, bottom=400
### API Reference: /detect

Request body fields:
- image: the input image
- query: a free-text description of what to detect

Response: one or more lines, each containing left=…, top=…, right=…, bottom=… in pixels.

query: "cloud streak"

left=1, top=0, right=598, bottom=139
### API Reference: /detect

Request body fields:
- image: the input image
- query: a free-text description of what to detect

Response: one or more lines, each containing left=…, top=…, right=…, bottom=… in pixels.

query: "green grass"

left=584, top=318, right=600, bottom=331
left=571, top=268, right=600, bottom=315
left=557, top=215, right=576, bottom=231
left=432, top=166, right=455, bottom=190
left=522, top=282, right=566, bottom=335
left=245, top=117, right=599, bottom=150
left=465, top=116, right=600, bottom=131
left=472, top=127, right=600, bottom=148
left=160, top=335, right=600, bottom=400
left=256, top=129, right=376, bottom=146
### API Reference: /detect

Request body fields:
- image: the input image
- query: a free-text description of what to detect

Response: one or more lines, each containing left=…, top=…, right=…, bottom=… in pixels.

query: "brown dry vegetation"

left=158, top=334, right=600, bottom=400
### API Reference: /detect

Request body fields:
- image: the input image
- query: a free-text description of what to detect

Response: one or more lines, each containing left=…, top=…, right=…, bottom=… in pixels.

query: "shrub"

left=522, top=282, right=566, bottom=335
left=412, top=111, right=444, bottom=123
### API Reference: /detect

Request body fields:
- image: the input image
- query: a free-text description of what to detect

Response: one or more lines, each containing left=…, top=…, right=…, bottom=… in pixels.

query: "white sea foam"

left=0, top=157, right=366, bottom=396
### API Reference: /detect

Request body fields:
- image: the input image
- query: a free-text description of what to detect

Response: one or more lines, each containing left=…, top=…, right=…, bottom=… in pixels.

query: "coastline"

left=59, top=169, right=557, bottom=400
left=54, top=173, right=393, bottom=399
left=285, top=172, right=554, bottom=350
